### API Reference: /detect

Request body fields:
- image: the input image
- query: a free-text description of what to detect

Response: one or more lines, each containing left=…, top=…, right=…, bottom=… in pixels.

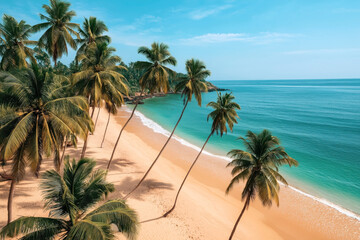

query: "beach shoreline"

left=0, top=106, right=359, bottom=239
left=132, top=107, right=360, bottom=222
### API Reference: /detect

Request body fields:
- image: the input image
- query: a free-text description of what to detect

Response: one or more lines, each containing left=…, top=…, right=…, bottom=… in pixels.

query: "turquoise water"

left=136, top=79, right=360, bottom=215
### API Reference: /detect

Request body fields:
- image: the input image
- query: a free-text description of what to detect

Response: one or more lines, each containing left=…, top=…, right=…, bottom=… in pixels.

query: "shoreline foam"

left=130, top=107, right=360, bottom=222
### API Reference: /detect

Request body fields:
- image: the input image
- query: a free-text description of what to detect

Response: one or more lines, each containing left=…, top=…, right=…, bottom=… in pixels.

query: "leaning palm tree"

left=107, top=42, right=176, bottom=171
left=0, top=15, right=37, bottom=70
left=73, top=42, right=128, bottom=158
left=0, top=157, right=138, bottom=240
left=100, top=99, right=119, bottom=148
left=125, top=59, right=210, bottom=198
left=163, top=92, right=240, bottom=216
left=0, top=64, right=93, bottom=223
left=32, top=0, right=79, bottom=66
left=226, top=130, right=298, bottom=240
left=76, top=16, right=110, bottom=59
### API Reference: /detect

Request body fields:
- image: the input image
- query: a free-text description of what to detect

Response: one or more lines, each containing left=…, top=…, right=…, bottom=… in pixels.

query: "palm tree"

left=0, top=14, right=37, bottom=70
left=32, top=0, right=79, bottom=66
left=125, top=59, right=210, bottom=198
left=76, top=16, right=110, bottom=59
left=73, top=42, right=128, bottom=158
left=107, top=42, right=176, bottom=171
left=163, top=92, right=240, bottom=216
left=0, top=64, right=93, bottom=223
left=0, top=157, right=138, bottom=239
left=225, top=130, right=298, bottom=240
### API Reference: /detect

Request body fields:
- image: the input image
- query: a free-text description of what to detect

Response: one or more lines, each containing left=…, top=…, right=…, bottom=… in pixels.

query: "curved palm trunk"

left=124, top=99, right=189, bottom=198
left=101, top=111, right=111, bottom=148
left=81, top=107, right=95, bottom=159
left=60, top=138, right=67, bottom=163
left=93, top=107, right=101, bottom=132
left=7, top=179, right=15, bottom=224
left=107, top=92, right=144, bottom=171
left=228, top=195, right=251, bottom=240
left=163, top=130, right=214, bottom=217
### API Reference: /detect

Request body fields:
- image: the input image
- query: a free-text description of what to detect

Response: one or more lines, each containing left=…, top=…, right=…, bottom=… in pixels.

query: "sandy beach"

left=0, top=107, right=359, bottom=240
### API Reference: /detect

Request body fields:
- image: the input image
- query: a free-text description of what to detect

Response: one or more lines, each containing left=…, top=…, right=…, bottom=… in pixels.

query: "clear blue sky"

left=2, top=0, right=360, bottom=80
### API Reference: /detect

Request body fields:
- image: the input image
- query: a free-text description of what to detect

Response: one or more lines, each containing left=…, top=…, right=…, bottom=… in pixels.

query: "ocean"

left=134, top=79, right=360, bottom=219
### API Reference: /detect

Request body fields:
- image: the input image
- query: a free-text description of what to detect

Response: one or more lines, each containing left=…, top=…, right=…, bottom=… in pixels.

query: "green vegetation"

left=124, top=58, right=211, bottom=198
left=107, top=42, right=177, bottom=171
left=0, top=157, right=138, bottom=240
left=0, top=64, right=92, bottom=223
left=0, top=0, right=299, bottom=239
left=226, top=130, right=298, bottom=239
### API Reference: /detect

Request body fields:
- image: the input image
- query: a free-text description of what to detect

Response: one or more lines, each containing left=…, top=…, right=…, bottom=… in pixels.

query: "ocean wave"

left=125, top=107, right=360, bottom=222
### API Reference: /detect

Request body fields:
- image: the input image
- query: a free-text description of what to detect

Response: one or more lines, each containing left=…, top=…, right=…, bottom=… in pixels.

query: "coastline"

left=0, top=106, right=359, bottom=239
left=132, top=108, right=360, bottom=221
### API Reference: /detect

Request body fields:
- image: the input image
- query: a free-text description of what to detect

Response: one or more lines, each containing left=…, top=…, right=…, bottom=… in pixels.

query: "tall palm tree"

left=76, top=16, right=110, bottom=59
left=163, top=92, right=240, bottom=216
left=0, top=15, right=37, bottom=70
left=32, top=0, right=79, bottom=66
left=125, top=59, right=210, bottom=198
left=225, top=130, right=298, bottom=240
left=0, top=157, right=139, bottom=239
left=73, top=42, right=128, bottom=158
left=0, top=64, right=93, bottom=223
left=107, top=42, right=176, bottom=171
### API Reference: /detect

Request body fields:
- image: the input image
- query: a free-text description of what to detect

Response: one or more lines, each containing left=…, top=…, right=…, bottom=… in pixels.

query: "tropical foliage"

left=135, top=42, right=177, bottom=93
left=0, top=157, right=138, bottom=240
left=226, top=129, right=298, bottom=240
left=0, top=15, right=37, bottom=70
left=107, top=42, right=177, bottom=171
left=73, top=42, right=128, bottom=110
left=32, top=0, right=79, bottom=65
left=76, top=16, right=110, bottom=58
left=0, top=64, right=93, bottom=222
left=124, top=58, right=210, bottom=198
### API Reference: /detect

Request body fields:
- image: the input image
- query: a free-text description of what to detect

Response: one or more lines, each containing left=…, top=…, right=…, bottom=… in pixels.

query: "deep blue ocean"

left=135, top=79, right=360, bottom=216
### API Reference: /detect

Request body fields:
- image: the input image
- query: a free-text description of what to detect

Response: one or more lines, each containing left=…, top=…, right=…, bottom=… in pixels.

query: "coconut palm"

left=163, top=92, right=240, bottom=216
left=107, top=42, right=176, bottom=171
left=0, top=64, right=93, bottom=223
left=76, top=16, right=110, bottom=59
left=125, top=59, right=210, bottom=198
left=225, top=130, right=298, bottom=240
left=0, top=15, right=37, bottom=70
left=32, top=0, right=79, bottom=66
left=72, top=42, right=128, bottom=158
left=0, top=157, right=139, bottom=240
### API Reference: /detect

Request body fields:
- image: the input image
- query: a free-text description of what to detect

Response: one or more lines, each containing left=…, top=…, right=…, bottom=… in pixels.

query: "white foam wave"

left=126, top=107, right=360, bottom=221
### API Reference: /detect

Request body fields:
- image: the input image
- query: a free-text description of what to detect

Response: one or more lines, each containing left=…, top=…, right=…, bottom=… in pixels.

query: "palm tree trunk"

left=81, top=107, right=95, bottom=159
left=163, top=130, right=214, bottom=217
left=124, top=99, right=189, bottom=198
left=7, top=179, right=15, bottom=224
left=107, top=91, right=144, bottom=171
left=228, top=195, right=251, bottom=240
left=93, top=107, right=101, bottom=132
left=61, top=138, right=67, bottom=163
left=101, top=111, right=111, bottom=148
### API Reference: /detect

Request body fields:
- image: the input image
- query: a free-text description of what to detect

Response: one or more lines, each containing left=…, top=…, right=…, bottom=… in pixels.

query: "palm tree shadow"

left=140, top=215, right=165, bottom=224
left=115, top=176, right=173, bottom=201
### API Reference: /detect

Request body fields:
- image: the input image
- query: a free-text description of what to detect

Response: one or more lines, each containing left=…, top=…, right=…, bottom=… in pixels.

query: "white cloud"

left=189, top=5, right=232, bottom=20
left=283, top=48, right=360, bottom=55
left=180, top=32, right=298, bottom=45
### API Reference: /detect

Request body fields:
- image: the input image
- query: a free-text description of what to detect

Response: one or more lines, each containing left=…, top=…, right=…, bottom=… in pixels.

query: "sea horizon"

left=134, top=78, right=360, bottom=218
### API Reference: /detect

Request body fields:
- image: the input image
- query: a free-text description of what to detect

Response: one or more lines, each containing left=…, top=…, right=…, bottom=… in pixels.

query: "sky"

left=1, top=0, right=360, bottom=80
